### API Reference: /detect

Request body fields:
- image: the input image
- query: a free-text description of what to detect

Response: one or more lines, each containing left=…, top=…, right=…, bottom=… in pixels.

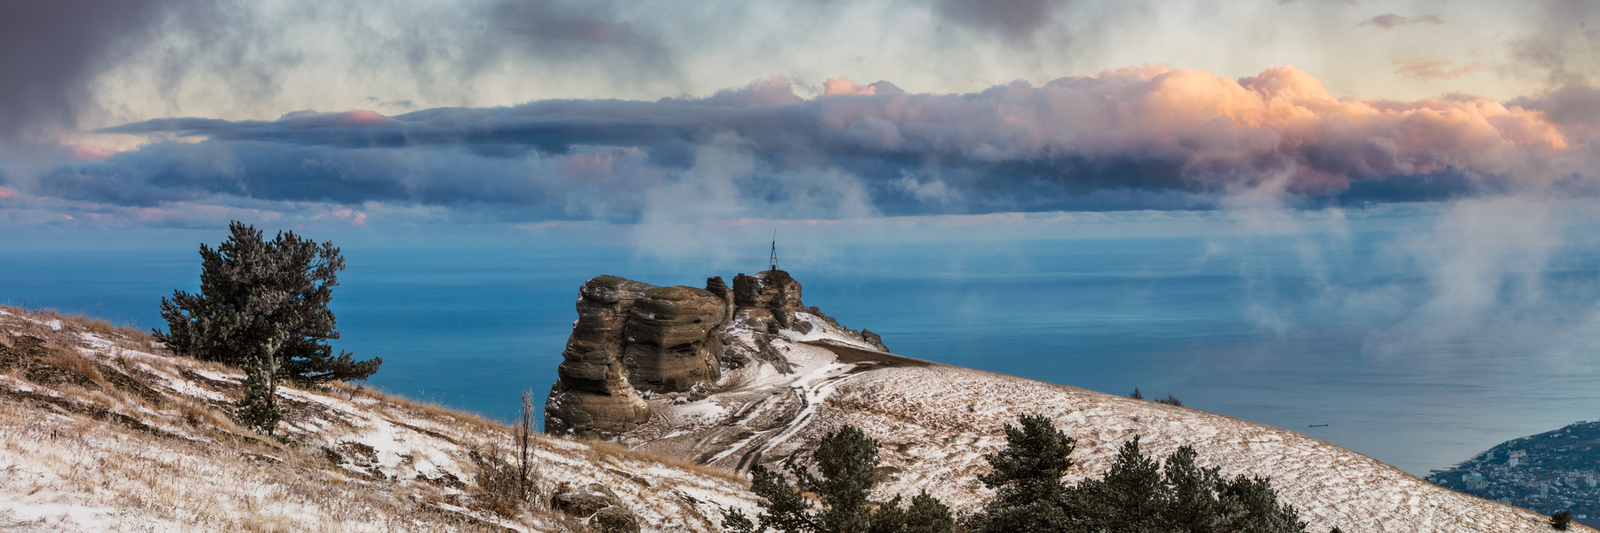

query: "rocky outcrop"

left=706, top=276, right=734, bottom=323
left=733, top=269, right=803, bottom=331
left=544, top=340, right=650, bottom=437
left=546, top=269, right=888, bottom=438
left=861, top=329, right=890, bottom=352
left=545, top=277, right=654, bottom=437
left=552, top=482, right=624, bottom=516
left=546, top=276, right=731, bottom=436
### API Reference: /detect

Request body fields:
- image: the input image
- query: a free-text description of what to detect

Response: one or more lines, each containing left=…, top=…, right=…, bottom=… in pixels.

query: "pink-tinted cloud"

left=63, top=143, right=116, bottom=162
left=279, top=109, right=396, bottom=127
left=73, top=64, right=1600, bottom=224
left=0, top=186, right=18, bottom=199
left=1393, top=59, right=1483, bottom=80
left=823, top=76, right=877, bottom=97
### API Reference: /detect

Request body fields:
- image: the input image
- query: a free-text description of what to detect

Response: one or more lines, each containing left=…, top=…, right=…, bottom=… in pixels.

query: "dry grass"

left=330, top=381, right=507, bottom=434
left=0, top=304, right=759, bottom=532
left=38, top=343, right=108, bottom=387
left=0, top=305, right=165, bottom=356
left=0, top=401, right=509, bottom=532
left=586, top=438, right=747, bottom=484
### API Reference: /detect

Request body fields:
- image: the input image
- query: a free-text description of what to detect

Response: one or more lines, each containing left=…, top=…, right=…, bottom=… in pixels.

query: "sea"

left=4, top=232, right=1599, bottom=476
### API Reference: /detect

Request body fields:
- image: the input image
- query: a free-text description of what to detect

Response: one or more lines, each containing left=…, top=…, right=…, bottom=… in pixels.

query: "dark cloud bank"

left=37, top=66, right=1600, bottom=223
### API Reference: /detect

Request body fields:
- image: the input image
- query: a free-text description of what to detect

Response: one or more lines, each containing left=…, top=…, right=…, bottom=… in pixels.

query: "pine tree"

left=802, top=426, right=879, bottom=531
left=156, top=221, right=380, bottom=385
left=1214, top=473, right=1307, bottom=533
left=724, top=425, right=954, bottom=533
left=1077, top=436, right=1170, bottom=533
left=1551, top=509, right=1572, bottom=531
left=965, top=414, right=1079, bottom=533
left=967, top=414, right=1308, bottom=533
left=902, top=491, right=956, bottom=533
left=1161, top=445, right=1221, bottom=532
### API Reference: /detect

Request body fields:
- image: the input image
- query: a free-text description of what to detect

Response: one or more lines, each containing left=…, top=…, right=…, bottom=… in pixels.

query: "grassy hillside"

left=0, top=306, right=753, bottom=532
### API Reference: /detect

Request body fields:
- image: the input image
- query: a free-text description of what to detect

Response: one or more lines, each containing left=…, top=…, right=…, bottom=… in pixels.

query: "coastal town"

left=1431, top=421, right=1600, bottom=520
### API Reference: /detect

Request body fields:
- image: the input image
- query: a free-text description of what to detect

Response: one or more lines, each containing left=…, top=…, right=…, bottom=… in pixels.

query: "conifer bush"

left=723, top=425, right=954, bottom=533
left=156, top=221, right=380, bottom=434
left=1551, top=509, right=1572, bottom=531
left=965, top=413, right=1310, bottom=533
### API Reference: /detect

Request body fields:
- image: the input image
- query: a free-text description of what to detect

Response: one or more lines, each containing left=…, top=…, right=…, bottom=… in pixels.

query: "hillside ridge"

left=550, top=271, right=1593, bottom=533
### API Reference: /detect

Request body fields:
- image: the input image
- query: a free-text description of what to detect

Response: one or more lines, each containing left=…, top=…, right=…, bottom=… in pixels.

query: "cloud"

left=1507, top=83, right=1600, bottom=128
left=823, top=77, right=876, bottom=97
left=0, top=0, right=201, bottom=141
left=932, top=0, right=1060, bottom=43
left=1506, top=0, right=1600, bottom=88
left=1392, top=59, right=1483, bottom=80
left=1359, top=13, right=1444, bottom=29
left=3, top=64, right=1587, bottom=228
left=0, top=0, right=682, bottom=145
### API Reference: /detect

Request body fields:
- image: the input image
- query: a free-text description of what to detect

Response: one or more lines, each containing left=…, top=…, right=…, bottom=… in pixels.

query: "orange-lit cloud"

left=823, top=76, right=877, bottom=97
left=65, top=64, right=1600, bottom=226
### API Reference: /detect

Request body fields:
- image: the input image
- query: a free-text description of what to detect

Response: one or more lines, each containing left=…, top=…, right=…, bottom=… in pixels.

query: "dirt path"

left=703, top=343, right=933, bottom=472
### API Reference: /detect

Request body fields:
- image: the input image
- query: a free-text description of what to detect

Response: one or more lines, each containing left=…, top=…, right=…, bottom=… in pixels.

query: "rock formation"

left=544, top=276, right=654, bottom=437
left=861, top=329, right=890, bottom=352
left=733, top=269, right=802, bottom=331
left=546, top=268, right=891, bottom=438
left=546, top=275, right=733, bottom=437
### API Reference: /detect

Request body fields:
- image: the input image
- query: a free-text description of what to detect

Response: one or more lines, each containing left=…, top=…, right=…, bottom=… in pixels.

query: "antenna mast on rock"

left=769, top=230, right=779, bottom=272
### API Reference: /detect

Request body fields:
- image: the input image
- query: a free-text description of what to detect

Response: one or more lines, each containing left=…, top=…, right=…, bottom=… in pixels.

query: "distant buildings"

left=1430, top=420, right=1600, bottom=516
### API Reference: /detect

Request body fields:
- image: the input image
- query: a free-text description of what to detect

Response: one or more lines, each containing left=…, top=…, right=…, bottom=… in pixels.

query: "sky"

left=1, top=0, right=1599, bottom=250
left=8, top=0, right=1600, bottom=473
left=3, top=0, right=1600, bottom=317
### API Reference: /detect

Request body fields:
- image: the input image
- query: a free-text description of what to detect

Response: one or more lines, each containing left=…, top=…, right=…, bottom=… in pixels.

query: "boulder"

left=552, top=483, right=623, bottom=517
left=621, top=286, right=727, bottom=392
left=593, top=505, right=641, bottom=533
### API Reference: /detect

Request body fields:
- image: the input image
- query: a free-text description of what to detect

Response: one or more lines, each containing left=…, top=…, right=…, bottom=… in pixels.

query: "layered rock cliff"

left=544, top=270, right=886, bottom=438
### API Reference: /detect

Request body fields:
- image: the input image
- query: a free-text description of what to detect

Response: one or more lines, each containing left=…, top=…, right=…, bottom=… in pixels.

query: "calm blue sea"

left=4, top=233, right=1599, bottom=476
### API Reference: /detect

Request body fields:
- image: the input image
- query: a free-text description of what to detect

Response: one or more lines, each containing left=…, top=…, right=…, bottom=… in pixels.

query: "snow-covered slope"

left=6, top=291, right=1584, bottom=533
left=0, top=306, right=754, bottom=532
left=625, top=311, right=1592, bottom=533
